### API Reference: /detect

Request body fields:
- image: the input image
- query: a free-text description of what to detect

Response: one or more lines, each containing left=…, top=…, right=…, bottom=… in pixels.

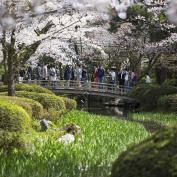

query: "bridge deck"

left=22, top=80, right=132, bottom=98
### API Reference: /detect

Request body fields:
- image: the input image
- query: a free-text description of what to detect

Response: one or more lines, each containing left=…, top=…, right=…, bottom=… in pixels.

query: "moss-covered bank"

left=111, top=127, right=177, bottom=177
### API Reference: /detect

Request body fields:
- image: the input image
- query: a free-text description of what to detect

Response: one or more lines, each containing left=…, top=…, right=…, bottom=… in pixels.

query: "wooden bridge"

left=22, top=80, right=132, bottom=98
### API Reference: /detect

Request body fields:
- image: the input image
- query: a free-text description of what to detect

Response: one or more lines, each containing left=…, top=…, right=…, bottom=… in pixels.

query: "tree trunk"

left=8, top=66, right=15, bottom=96
left=2, top=30, right=8, bottom=84
left=7, top=29, right=16, bottom=96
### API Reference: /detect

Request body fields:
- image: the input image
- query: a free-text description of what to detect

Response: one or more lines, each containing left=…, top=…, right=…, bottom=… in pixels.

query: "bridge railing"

left=21, top=80, right=132, bottom=95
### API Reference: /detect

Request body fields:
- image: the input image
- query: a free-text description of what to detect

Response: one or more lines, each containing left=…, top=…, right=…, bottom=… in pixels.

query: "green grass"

left=131, top=112, right=177, bottom=127
left=0, top=110, right=149, bottom=177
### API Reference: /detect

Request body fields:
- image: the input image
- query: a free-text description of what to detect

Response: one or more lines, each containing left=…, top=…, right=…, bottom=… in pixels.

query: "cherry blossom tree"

left=0, top=0, right=57, bottom=95
left=107, top=0, right=177, bottom=77
left=1, top=0, right=177, bottom=95
left=0, top=0, right=87, bottom=95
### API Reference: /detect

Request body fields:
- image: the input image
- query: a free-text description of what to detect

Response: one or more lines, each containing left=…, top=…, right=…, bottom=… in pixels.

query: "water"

left=78, top=106, right=128, bottom=117
left=76, top=95, right=130, bottom=117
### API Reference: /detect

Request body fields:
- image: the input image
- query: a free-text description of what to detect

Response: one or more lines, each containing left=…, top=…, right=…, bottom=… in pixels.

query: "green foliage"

left=111, top=127, right=177, bottom=177
left=62, top=97, right=77, bottom=110
left=0, top=84, right=54, bottom=95
left=43, top=108, right=65, bottom=122
left=38, top=54, right=55, bottom=65
left=0, top=110, right=149, bottom=177
left=15, top=91, right=66, bottom=111
left=15, top=84, right=54, bottom=94
left=158, top=94, right=177, bottom=113
left=0, top=131, right=32, bottom=151
left=0, top=101, right=31, bottom=132
left=31, top=120, right=41, bottom=132
left=158, top=12, right=167, bottom=23
left=0, top=96, right=43, bottom=119
left=162, top=79, right=177, bottom=87
left=129, top=84, right=177, bottom=110
left=128, top=4, right=148, bottom=17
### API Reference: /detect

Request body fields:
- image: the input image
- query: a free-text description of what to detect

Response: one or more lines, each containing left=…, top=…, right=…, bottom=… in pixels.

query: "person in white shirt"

left=145, top=74, right=151, bottom=84
left=76, top=65, right=82, bottom=81
left=50, top=66, right=57, bottom=81
left=109, top=68, right=116, bottom=90
left=109, top=69, right=116, bottom=84
left=43, top=64, right=48, bottom=80
left=124, top=70, right=129, bottom=87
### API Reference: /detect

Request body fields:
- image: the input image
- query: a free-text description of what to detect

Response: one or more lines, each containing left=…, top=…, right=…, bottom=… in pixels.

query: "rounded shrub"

left=0, top=84, right=54, bottom=94
left=62, top=97, right=77, bottom=110
left=0, top=130, right=36, bottom=152
left=0, top=96, right=32, bottom=117
left=15, top=91, right=66, bottom=111
left=158, top=94, right=177, bottom=112
left=0, top=101, right=31, bottom=132
left=111, top=127, right=177, bottom=177
left=129, top=84, right=177, bottom=110
left=43, top=108, right=65, bottom=121
left=15, top=84, right=54, bottom=95
left=0, top=96, right=43, bottom=119
left=0, top=130, right=31, bottom=151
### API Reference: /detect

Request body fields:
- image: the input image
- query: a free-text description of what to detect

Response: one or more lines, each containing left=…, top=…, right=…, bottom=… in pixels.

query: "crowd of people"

left=92, top=66, right=137, bottom=87
left=18, top=64, right=139, bottom=88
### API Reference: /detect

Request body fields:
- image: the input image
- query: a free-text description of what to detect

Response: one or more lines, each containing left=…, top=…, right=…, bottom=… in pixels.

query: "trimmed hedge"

left=0, top=96, right=43, bottom=119
left=0, top=84, right=54, bottom=95
left=43, top=108, right=65, bottom=122
left=15, top=91, right=66, bottom=111
left=0, top=130, right=31, bottom=151
left=158, top=94, right=177, bottom=112
left=129, top=84, right=177, bottom=110
left=111, top=127, right=177, bottom=177
left=0, top=101, right=31, bottom=132
left=62, top=97, right=77, bottom=110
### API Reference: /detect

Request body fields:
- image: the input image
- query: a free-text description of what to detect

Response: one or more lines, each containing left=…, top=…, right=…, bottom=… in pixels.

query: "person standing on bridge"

left=109, top=68, right=116, bottom=90
left=42, top=64, right=49, bottom=80
left=19, top=68, right=26, bottom=83
left=118, top=69, right=126, bottom=86
left=124, top=69, right=129, bottom=87
left=98, top=66, right=105, bottom=83
left=64, top=65, right=72, bottom=87
left=82, top=65, right=87, bottom=87
left=92, top=66, right=99, bottom=89
left=98, top=66, right=105, bottom=89
left=145, top=73, right=151, bottom=84
left=76, top=64, right=82, bottom=87
left=64, top=65, right=72, bottom=81
left=27, top=65, right=33, bottom=81
left=49, top=65, right=57, bottom=81
left=130, top=71, right=137, bottom=87
left=37, top=63, right=43, bottom=80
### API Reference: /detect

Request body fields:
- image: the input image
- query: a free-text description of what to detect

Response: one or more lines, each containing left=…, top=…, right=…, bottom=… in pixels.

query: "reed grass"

left=131, top=112, right=177, bottom=127
left=0, top=110, right=149, bottom=177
